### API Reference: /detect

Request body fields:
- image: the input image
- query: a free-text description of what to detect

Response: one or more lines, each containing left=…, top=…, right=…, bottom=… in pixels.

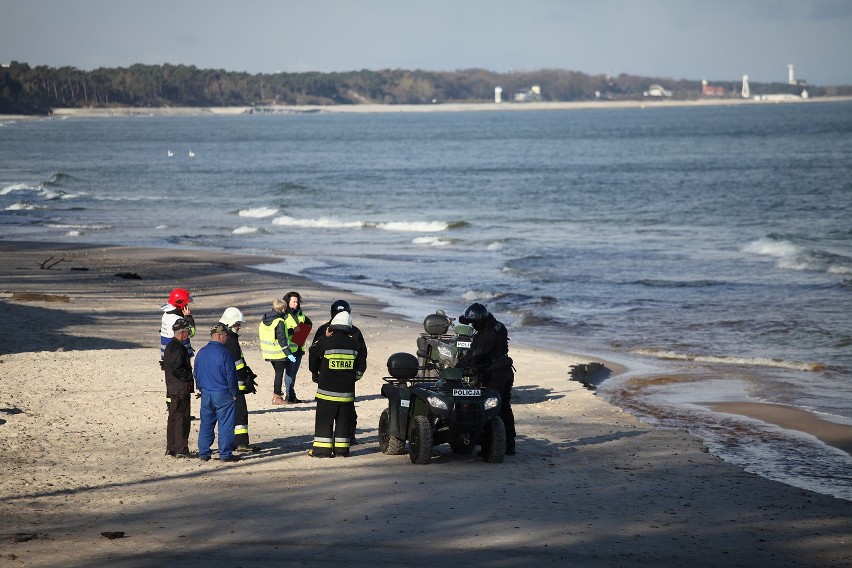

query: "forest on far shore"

left=2, top=61, right=850, bottom=115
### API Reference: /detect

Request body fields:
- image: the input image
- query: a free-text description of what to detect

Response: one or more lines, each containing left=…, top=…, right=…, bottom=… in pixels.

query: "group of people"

left=159, top=288, right=371, bottom=462
left=160, top=286, right=515, bottom=462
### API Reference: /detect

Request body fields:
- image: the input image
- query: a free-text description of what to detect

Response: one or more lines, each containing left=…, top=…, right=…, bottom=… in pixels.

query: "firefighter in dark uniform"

left=219, top=307, right=261, bottom=453
left=457, top=303, right=516, bottom=455
left=163, top=318, right=195, bottom=458
left=307, top=311, right=367, bottom=458
left=309, top=299, right=368, bottom=445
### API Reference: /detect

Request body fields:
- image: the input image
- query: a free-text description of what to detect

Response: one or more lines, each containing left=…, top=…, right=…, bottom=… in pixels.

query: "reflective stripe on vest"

left=258, top=317, right=286, bottom=360
left=234, top=424, right=248, bottom=435
left=315, top=388, right=355, bottom=403
left=323, top=348, right=357, bottom=371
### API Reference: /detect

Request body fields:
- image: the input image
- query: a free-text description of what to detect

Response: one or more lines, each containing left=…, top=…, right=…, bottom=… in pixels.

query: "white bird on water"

left=167, top=149, right=174, bottom=157
left=188, top=149, right=195, bottom=157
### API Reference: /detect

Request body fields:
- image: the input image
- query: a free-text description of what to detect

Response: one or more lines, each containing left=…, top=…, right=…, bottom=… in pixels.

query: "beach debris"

left=12, top=533, right=38, bottom=543
left=100, top=531, right=126, bottom=540
left=38, top=256, right=66, bottom=269
left=569, top=362, right=607, bottom=390
left=115, top=272, right=142, bottom=280
left=11, top=292, right=70, bottom=303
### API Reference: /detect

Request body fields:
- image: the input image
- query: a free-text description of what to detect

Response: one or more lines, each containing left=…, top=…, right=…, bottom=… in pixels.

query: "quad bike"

left=378, top=311, right=506, bottom=464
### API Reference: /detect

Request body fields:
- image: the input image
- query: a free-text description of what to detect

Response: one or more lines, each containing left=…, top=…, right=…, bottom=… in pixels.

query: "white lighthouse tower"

left=741, top=75, right=750, bottom=99
left=788, top=64, right=795, bottom=85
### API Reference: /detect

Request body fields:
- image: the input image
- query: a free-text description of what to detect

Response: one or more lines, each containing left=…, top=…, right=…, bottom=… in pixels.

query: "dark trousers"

left=234, top=392, right=249, bottom=447
left=312, top=400, right=354, bottom=457
left=166, top=392, right=191, bottom=454
left=487, top=371, right=516, bottom=449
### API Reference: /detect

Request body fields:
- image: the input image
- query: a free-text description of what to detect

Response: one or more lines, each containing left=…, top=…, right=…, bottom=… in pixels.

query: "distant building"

left=513, top=85, right=542, bottom=102
left=643, top=84, right=672, bottom=98
left=494, top=86, right=503, bottom=103
left=701, top=80, right=727, bottom=97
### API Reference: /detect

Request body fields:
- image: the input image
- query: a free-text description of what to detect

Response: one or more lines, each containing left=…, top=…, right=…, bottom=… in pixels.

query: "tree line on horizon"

left=2, top=61, right=850, bottom=115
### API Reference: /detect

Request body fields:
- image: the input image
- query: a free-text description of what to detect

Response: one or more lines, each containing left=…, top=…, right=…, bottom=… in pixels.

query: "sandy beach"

left=0, top=241, right=850, bottom=567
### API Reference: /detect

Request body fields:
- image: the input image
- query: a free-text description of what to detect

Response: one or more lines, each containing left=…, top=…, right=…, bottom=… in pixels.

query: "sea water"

left=2, top=102, right=851, bottom=499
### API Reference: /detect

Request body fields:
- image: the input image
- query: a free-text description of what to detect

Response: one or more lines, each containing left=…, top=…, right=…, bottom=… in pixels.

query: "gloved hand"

left=287, top=353, right=297, bottom=363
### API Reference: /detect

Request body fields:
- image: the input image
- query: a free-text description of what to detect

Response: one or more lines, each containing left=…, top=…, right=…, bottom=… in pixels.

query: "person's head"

left=209, top=322, right=229, bottom=344
left=168, top=288, right=192, bottom=309
left=220, top=307, right=245, bottom=331
left=283, top=291, right=302, bottom=312
left=272, top=299, right=287, bottom=313
left=172, top=318, right=192, bottom=340
left=459, top=302, right=490, bottom=331
left=330, top=311, right=352, bottom=332
left=330, top=299, right=351, bottom=319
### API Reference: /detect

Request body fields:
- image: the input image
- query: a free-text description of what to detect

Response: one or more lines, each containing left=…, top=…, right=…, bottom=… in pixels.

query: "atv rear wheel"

left=480, top=416, right=506, bottom=463
left=409, top=415, right=433, bottom=464
left=379, top=408, right=406, bottom=455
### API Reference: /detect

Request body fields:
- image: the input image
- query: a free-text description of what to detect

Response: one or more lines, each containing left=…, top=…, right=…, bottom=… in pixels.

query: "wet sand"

left=707, top=402, right=852, bottom=455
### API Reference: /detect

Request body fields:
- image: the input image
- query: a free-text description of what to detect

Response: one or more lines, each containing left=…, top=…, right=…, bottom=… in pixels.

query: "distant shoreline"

left=3, top=95, right=852, bottom=120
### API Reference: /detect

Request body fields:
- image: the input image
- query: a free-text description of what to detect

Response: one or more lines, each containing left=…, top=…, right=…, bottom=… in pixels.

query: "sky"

left=3, top=0, right=852, bottom=85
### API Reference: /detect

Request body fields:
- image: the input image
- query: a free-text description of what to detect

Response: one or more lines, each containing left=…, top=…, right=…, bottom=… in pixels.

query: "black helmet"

left=459, top=303, right=489, bottom=329
left=330, top=299, right=351, bottom=318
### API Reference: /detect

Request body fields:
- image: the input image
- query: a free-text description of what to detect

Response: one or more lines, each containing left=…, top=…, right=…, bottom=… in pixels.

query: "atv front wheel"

left=409, top=415, right=433, bottom=464
left=480, top=416, right=506, bottom=463
left=379, top=408, right=406, bottom=455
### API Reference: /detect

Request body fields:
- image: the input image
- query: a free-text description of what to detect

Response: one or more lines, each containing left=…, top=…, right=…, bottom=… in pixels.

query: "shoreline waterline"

left=3, top=95, right=852, bottom=120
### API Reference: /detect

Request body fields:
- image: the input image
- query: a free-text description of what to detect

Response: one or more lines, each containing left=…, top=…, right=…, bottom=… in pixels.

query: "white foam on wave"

left=5, top=203, right=37, bottom=211
left=66, top=230, right=81, bottom=237
left=239, top=207, right=278, bottom=218
left=233, top=226, right=258, bottom=235
left=272, top=215, right=364, bottom=229
left=1, top=183, right=39, bottom=195
left=462, top=290, right=502, bottom=303
left=742, top=237, right=852, bottom=275
left=412, top=236, right=451, bottom=246
left=377, top=221, right=448, bottom=232
left=632, top=348, right=823, bottom=372
left=487, top=241, right=504, bottom=251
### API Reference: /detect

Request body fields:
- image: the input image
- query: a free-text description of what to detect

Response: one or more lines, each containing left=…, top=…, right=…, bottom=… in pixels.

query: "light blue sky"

left=3, top=0, right=851, bottom=85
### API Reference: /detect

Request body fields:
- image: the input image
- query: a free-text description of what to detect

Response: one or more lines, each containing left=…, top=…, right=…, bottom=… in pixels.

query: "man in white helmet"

left=219, top=307, right=261, bottom=453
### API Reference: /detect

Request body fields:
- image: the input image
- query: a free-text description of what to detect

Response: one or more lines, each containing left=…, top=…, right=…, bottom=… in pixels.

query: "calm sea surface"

left=2, top=102, right=851, bottom=498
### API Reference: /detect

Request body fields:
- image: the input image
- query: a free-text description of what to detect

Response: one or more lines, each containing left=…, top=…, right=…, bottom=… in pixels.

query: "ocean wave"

left=632, top=348, right=824, bottom=372
left=5, top=203, right=38, bottom=211
left=45, top=222, right=112, bottom=231
left=412, top=236, right=451, bottom=246
left=272, top=215, right=364, bottom=229
left=743, top=237, right=852, bottom=276
left=462, top=289, right=504, bottom=303
left=232, top=226, right=258, bottom=235
left=239, top=207, right=278, bottom=218
left=43, top=172, right=78, bottom=187
left=1, top=183, right=39, bottom=195
left=0, top=182, right=80, bottom=201
left=376, top=221, right=449, bottom=232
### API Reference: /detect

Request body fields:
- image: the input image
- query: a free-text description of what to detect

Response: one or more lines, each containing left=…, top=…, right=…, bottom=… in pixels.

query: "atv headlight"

left=484, top=396, right=499, bottom=410
left=427, top=395, right=448, bottom=410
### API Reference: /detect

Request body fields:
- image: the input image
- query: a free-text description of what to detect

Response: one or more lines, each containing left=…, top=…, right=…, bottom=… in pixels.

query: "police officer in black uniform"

left=457, top=303, right=516, bottom=455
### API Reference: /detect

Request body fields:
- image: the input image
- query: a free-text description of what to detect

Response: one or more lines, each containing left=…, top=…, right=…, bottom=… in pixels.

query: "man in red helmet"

left=160, top=288, right=196, bottom=362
